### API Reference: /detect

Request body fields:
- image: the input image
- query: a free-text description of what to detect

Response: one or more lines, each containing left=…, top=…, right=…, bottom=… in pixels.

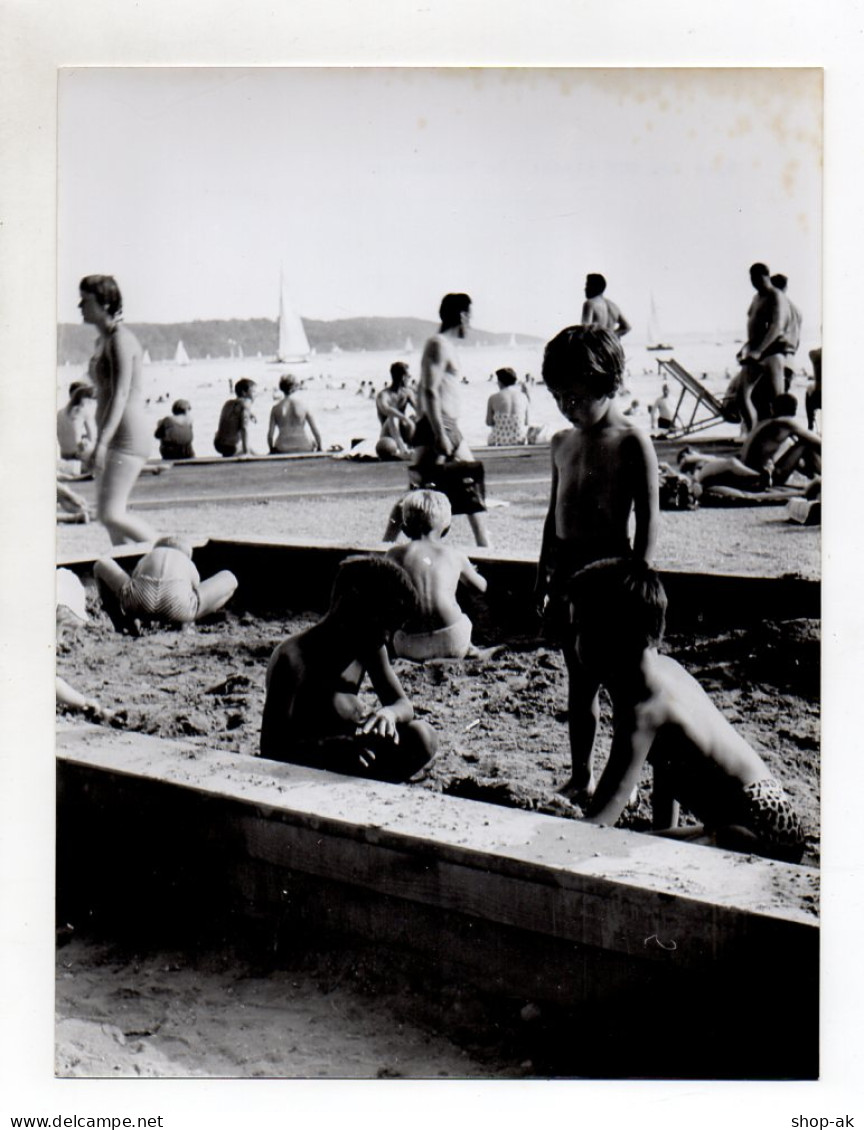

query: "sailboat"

left=646, top=295, right=673, bottom=351
left=404, top=336, right=414, bottom=352
left=174, top=340, right=190, bottom=365
left=142, top=348, right=152, bottom=365
left=274, top=273, right=311, bottom=363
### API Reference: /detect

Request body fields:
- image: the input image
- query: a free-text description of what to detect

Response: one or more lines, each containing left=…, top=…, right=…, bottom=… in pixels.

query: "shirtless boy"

left=214, top=378, right=256, bottom=456
left=260, top=555, right=437, bottom=782
left=375, top=361, right=417, bottom=459
left=386, top=490, right=487, bottom=660
left=537, top=325, right=659, bottom=802
left=95, top=536, right=238, bottom=632
left=571, top=559, right=805, bottom=863
left=580, top=274, right=631, bottom=338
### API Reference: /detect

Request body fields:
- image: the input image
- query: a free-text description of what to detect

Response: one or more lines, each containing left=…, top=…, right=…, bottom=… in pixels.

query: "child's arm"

left=584, top=711, right=654, bottom=827
left=267, top=405, right=278, bottom=452
left=627, top=431, right=660, bottom=564
left=363, top=645, right=414, bottom=738
left=260, top=646, right=302, bottom=757
left=459, top=554, right=487, bottom=594
left=535, top=445, right=560, bottom=610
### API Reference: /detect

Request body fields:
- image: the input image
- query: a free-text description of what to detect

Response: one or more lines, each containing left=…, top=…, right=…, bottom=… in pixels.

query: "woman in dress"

left=79, top=275, right=157, bottom=546
left=485, top=366, right=530, bottom=446
left=267, top=374, right=322, bottom=454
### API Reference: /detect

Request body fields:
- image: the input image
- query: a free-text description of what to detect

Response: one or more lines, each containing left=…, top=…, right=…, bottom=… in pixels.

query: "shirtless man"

left=375, top=361, right=417, bottom=459
left=770, top=273, right=803, bottom=392
left=411, top=292, right=490, bottom=546
left=736, top=263, right=790, bottom=430
left=580, top=274, right=631, bottom=338
left=740, top=393, right=821, bottom=484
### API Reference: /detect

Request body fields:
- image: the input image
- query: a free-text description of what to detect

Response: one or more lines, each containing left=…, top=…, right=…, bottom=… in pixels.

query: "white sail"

left=404, top=336, right=414, bottom=352
left=174, top=340, right=190, bottom=365
left=142, top=348, right=152, bottom=365
left=276, top=274, right=311, bottom=362
left=646, top=295, right=673, bottom=349
left=509, top=334, right=517, bottom=348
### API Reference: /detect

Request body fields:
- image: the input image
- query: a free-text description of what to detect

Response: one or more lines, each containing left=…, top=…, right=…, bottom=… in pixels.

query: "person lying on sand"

left=386, top=491, right=487, bottom=660
left=94, top=536, right=238, bottom=633
left=56, top=568, right=118, bottom=724
left=260, top=554, right=437, bottom=782
left=677, top=393, right=821, bottom=492
left=570, top=558, right=805, bottom=863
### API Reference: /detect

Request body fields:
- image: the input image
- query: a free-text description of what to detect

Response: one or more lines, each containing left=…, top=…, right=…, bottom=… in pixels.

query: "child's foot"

left=558, top=773, right=597, bottom=808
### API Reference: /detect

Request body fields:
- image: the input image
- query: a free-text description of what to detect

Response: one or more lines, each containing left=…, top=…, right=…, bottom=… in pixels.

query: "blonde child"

left=386, top=490, right=487, bottom=660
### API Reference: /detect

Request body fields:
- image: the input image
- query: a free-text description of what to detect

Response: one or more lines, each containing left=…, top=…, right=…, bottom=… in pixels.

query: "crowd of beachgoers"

left=56, top=269, right=821, bottom=867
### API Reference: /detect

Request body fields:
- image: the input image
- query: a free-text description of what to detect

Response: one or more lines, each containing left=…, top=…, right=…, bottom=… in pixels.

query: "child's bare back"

left=388, top=539, right=483, bottom=632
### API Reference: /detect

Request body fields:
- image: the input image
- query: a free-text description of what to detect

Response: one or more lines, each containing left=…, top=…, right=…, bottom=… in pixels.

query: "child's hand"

left=359, top=707, right=398, bottom=741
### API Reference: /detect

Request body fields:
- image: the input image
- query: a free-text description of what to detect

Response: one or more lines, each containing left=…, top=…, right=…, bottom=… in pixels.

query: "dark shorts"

left=412, top=414, right=463, bottom=459
left=279, top=728, right=434, bottom=783
left=214, top=439, right=239, bottom=457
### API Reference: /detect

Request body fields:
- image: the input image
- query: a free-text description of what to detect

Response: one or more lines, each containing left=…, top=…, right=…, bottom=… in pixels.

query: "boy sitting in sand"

left=569, top=558, right=805, bottom=863
left=260, top=555, right=437, bottom=782
left=155, top=399, right=195, bottom=460
left=385, top=490, right=487, bottom=660
left=536, top=325, right=659, bottom=803
left=94, top=536, right=238, bottom=633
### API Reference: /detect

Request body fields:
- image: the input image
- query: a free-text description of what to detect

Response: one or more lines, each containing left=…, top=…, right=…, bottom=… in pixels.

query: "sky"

left=57, top=67, right=822, bottom=342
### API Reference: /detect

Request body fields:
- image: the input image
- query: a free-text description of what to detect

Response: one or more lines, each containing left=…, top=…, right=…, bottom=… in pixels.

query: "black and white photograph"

left=1, top=1, right=862, bottom=1124
left=52, top=65, right=821, bottom=1080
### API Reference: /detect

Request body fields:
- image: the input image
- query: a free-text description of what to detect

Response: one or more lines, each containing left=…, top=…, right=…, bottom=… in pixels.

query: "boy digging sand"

left=95, top=536, right=238, bottom=632
left=260, top=555, right=437, bottom=782
left=572, top=559, right=805, bottom=863
left=537, top=325, right=659, bottom=803
left=386, top=490, right=487, bottom=660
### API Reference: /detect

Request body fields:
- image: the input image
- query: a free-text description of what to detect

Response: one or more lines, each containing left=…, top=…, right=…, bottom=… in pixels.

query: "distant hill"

left=56, top=316, right=542, bottom=364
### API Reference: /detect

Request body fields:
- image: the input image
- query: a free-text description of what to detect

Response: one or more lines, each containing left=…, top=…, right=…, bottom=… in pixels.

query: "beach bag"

left=409, top=459, right=487, bottom=515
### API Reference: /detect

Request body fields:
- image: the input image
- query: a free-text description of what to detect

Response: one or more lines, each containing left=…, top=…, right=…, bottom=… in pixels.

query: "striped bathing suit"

left=121, top=574, right=200, bottom=623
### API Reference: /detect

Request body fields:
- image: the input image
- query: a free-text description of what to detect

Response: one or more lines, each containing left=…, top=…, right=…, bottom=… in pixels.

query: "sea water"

left=57, top=336, right=816, bottom=459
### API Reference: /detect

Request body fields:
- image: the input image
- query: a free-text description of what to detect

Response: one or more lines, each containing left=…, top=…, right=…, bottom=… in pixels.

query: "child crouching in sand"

left=570, top=558, right=805, bottom=863
left=95, top=536, right=238, bottom=632
left=386, top=490, right=487, bottom=660
left=260, top=554, right=437, bottom=782
left=536, top=325, right=659, bottom=804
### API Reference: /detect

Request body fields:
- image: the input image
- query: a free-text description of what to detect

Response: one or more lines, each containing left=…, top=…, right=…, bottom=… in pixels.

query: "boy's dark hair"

left=774, top=393, right=798, bottom=417
left=495, top=366, right=518, bottom=387
left=389, top=361, right=409, bottom=383
left=568, top=558, right=667, bottom=650
left=585, top=273, right=607, bottom=297
left=172, top=399, right=191, bottom=415
left=439, top=292, right=471, bottom=331
left=749, top=262, right=770, bottom=280
left=79, top=274, right=123, bottom=317
left=330, top=554, right=420, bottom=629
left=770, top=273, right=788, bottom=290
left=542, top=325, right=625, bottom=397
left=235, top=378, right=256, bottom=398
left=279, top=374, right=299, bottom=395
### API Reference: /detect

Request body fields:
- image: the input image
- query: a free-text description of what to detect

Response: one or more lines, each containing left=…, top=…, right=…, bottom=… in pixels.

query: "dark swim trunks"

left=274, top=728, right=434, bottom=783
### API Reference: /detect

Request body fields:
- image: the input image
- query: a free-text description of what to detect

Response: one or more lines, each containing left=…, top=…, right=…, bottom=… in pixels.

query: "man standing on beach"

left=580, top=273, right=631, bottom=338
left=409, top=292, right=490, bottom=547
left=770, top=273, right=803, bottom=392
left=736, top=262, right=790, bottom=430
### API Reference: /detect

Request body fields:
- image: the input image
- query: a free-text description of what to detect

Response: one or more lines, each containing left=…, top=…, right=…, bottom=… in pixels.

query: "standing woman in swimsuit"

left=79, top=275, right=158, bottom=546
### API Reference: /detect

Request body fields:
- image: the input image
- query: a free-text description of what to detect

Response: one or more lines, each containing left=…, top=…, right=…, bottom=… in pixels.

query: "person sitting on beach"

left=580, top=273, right=631, bottom=338
left=485, top=366, right=530, bottom=446
left=678, top=394, right=821, bottom=491
left=386, top=491, right=487, bottom=661
left=571, top=559, right=805, bottom=863
left=94, top=536, right=238, bottom=633
left=57, top=381, right=97, bottom=464
left=649, top=383, right=677, bottom=433
left=214, top=378, right=257, bottom=456
left=267, top=373, right=322, bottom=454
left=260, top=555, right=437, bottom=782
left=375, top=361, right=417, bottom=459
left=536, top=324, right=659, bottom=804
left=155, top=399, right=195, bottom=460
